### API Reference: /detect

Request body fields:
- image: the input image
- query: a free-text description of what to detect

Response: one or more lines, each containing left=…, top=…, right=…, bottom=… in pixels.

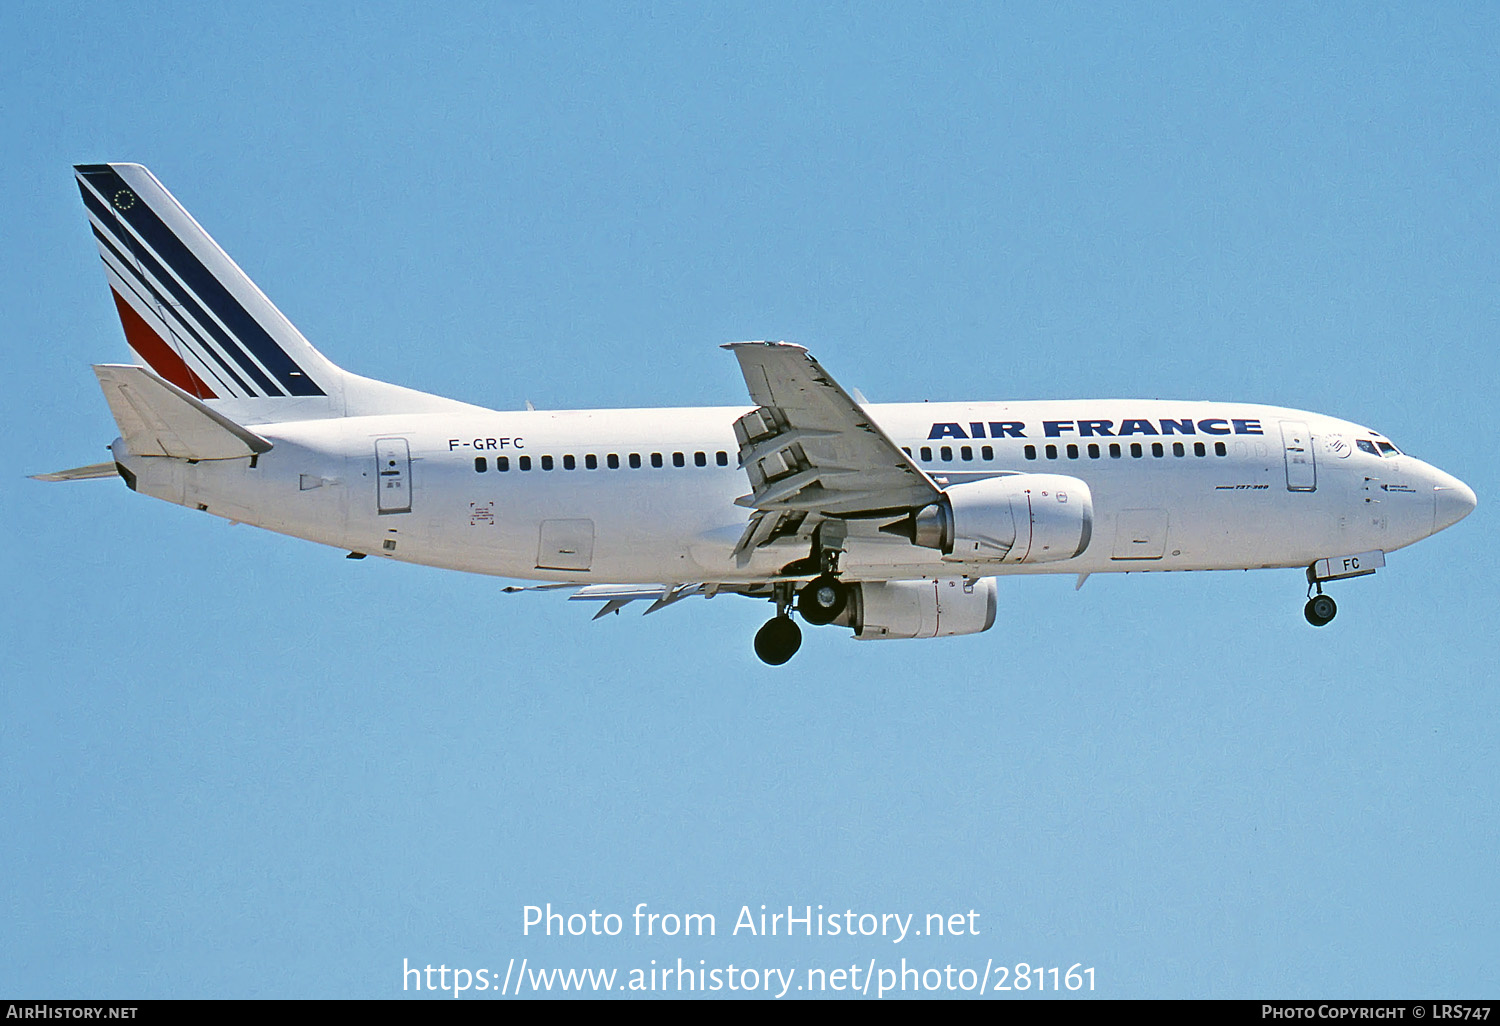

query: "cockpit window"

left=1376, top=441, right=1401, bottom=456
left=1357, top=439, right=1379, bottom=456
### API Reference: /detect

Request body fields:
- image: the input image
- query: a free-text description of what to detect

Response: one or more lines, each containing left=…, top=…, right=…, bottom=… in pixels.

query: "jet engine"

left=843, top=577, right=998, bottom=640
left=888, top=474, right=1093, bottom=563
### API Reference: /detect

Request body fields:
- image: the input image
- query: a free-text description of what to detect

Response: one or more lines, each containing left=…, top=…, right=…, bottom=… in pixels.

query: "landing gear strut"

left=754, top=582, right=802, bottom=665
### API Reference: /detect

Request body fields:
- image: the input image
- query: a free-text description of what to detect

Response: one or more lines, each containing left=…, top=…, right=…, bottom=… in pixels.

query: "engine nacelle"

left=903, top=474, right=1093, bottom=563
left=846, top=578, right=998, bottom=640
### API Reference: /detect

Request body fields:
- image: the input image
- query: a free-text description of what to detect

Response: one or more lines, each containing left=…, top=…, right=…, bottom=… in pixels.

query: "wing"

left=722, top=341, right=941, bottom=564
left=508, top=582, right=774, bottom=619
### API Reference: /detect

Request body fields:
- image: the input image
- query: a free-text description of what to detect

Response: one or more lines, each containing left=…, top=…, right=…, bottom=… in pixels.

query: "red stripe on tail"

left=110, top=289, right=216, bottom=398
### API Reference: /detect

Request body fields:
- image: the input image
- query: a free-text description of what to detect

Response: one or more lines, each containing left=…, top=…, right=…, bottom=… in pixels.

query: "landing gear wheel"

left=797, top=574, right=847, bottom=626
left=754, top=617, right=803, bottom=665
left=1304, top=594, right=1337, bottom=627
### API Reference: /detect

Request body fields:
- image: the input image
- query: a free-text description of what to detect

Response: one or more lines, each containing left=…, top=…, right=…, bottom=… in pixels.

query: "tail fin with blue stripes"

left=74, top=163, right=483, bottom=423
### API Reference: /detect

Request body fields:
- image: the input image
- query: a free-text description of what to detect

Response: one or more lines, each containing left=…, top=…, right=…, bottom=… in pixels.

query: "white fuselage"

left=111, top=398, right=1471, bottom=585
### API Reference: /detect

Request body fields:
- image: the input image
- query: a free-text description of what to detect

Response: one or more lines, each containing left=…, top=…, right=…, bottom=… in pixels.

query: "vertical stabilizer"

left=74, top=163, right=485, bottom=423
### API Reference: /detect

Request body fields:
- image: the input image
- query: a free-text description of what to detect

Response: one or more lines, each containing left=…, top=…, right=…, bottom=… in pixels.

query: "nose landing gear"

left=1302, top=551, right=1383, bottom=626
left=1304, top=567, right=1338, bottom=627
left=1304, top=592, right=1337, bottom=627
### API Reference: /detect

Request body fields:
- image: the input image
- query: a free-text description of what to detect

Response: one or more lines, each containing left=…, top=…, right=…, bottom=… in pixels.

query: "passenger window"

left=563, top=454, right=576, bottom=470
left=981, top=445, right=993, bottom=460
left=474, top=456, right=487, bottom=473
left=629, top=453, right=641, bottom=469
left=1087, top=443, right=1100, bottom=459
left=1214, top=442, right=1227, bottom=456
left=1065, top=444, right=1078, bottom=459
left=1152, top=443, right=1164, bottom=458
left=902, top=446, right=912, bottom=456
left=651, top=453, right=663, bottom=468
left=607, top=453, right=620, bottom=469
left=1194, top=441, right=1206, bottom=457
left=960, top=446, right=973, bottom=461
left=694, top=451, right=706, bottom=467
left=1045, top=444, right=1058, bottom=459
left=1109, top=443, right=1122, bottom=458
left=1024, top=444, right=1037, bottom=460
left=497, top=456, right=510, bottom=471
left=585, top=454, right=598, bottom=470
left=940, top=446, right=953, bottom=461
left=716, top=451, right=729, bottom=466
left=920, top=446, right=933, bottom=461
left=1131, top=443, right=1143, bottom=458
left=1172, top=442, right=1185, bottom=457
left=541, top=455, right=554, bottom=470
left=519, top=455, right=532, bottom=471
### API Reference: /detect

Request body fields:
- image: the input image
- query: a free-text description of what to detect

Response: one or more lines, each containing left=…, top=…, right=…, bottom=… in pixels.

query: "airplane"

left=37, top=162, right=1477, bottom=665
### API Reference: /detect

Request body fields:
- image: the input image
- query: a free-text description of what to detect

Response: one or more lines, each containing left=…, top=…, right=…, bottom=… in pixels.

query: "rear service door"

left=375, top=438, right=412, bottom=514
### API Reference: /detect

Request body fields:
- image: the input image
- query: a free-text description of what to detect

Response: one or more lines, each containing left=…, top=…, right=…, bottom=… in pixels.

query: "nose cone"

left=1433, top=475, right=1477, bottom=534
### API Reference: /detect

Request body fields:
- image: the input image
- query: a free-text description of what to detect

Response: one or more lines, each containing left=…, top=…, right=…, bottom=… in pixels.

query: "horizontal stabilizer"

left=94, top=363, right=272, bottom=460
left=31, top=462, right=120, bottom=482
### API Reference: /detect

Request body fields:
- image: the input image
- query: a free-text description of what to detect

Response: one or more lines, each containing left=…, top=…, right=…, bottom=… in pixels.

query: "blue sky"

left=3, top=1, right=1497, bottom=999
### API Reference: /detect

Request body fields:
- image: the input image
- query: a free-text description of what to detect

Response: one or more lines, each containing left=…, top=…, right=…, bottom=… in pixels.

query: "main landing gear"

left=754, top=616, right=802, bottom=665
left=754, top=574, right=853, bottom=665
left=797, top=574, right=848, bottom=625
left=755, top=582, right=803, bottom=665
